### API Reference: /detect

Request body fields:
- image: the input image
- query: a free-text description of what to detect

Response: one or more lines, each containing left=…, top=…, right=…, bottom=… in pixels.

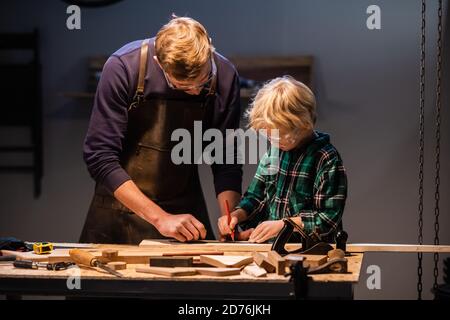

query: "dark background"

left=0, top=0, right=449, bottom=299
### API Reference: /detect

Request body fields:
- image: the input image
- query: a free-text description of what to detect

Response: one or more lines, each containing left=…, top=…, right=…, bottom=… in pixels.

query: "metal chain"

left=417, top=0, right=426, bottom=300
left=433, top=0, right=443, bottom=291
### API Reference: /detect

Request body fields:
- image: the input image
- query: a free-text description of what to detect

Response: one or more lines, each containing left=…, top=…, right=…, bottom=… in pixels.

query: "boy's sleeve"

left=292, top=156, right=347, bottom=237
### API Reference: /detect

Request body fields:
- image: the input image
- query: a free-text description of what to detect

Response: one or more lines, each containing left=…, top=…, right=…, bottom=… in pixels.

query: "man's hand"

left=114, top=180, right=207, bottom=242
left=248, top=220, right=284, bottom=243
left=155, top=212, right=207, bottom=242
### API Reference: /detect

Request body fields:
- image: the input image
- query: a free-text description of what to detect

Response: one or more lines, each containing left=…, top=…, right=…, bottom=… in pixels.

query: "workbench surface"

left=0, top=242, right=364, bottom=299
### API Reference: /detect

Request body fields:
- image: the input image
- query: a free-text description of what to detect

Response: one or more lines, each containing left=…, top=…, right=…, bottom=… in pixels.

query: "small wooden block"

left=106, top=261, right=127, bottom=270
left=267, top=251, right=286, bottom=275
left=149, top=256, right=193, bottom=267
left=243, top=263, right=267, bottom=278
left=199, top=255, right=253, bottom=268
left=102, top=250, right=118, bottom=260
left=252, top=252, right=276, bottom=273
left=135, top=267, right=197, bottom=277
left=195, top=268, right=241, bottom=277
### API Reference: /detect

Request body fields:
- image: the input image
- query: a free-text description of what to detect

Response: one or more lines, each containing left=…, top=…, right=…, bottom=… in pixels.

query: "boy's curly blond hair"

left=248, top=76, right=316, bottom=134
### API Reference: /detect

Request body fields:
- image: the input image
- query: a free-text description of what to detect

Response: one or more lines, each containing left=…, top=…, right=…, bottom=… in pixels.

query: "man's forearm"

left=113, top=180, right=167, bottom=226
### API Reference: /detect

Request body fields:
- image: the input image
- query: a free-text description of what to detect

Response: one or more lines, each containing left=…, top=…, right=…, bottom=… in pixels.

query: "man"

left=80, top=16, right=242, bottom=244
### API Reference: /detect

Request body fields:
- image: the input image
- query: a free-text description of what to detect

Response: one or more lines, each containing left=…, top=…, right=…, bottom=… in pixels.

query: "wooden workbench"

left=0, top=241, right=364, bottom=299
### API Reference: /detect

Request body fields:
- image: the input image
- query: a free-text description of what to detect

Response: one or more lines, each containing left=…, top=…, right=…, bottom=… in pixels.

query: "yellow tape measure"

left=33, top=242, right=53, bottom=255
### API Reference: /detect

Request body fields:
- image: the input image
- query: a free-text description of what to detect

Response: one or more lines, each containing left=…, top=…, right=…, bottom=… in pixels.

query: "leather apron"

left=80, top=39, right=216, bottom=244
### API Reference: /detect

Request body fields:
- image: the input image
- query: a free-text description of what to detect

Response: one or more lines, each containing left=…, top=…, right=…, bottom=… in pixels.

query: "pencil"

left=225, top=200, right=235, bottom=241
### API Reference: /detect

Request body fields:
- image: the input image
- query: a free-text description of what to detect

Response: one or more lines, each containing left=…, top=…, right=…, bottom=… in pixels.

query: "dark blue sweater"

left=83, top=38, right=243, bottom=196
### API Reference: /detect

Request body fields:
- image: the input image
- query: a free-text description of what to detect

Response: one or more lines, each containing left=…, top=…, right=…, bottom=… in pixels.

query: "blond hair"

left=155, top=16, right=214, bottom=81
left=248, top=76, right=316, bottom=134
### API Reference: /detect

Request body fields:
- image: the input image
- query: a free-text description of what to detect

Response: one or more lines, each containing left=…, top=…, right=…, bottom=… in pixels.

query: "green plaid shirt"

left=237, top=131, right=347, bottom=238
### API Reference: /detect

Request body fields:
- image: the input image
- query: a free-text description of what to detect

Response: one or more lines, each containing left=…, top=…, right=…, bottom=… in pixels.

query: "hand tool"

left=0, top=254, right=17, bottom=264
left=25, top=242, right=94, bottom=249
left=225, top=200, right=235, bottom=241
left=307, top=249, right=348, bottom=274
left=32, top=242, right=53, bottom=255
left=69, top=249, right=123, bottom=278
left=13, top=260, right=74, bottom=271
left=271, top=218, right=335, bottom=255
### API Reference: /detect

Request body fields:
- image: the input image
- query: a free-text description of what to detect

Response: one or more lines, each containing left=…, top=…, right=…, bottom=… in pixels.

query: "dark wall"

left=0, top=0, right=448, bottom=299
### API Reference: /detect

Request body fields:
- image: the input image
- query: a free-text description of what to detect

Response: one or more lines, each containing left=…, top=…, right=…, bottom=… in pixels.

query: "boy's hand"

left=218, top=214, right=238, bottom=241
left=248, top=220, right=284, bottom=243
left=217, top=208, right=250, bottom=241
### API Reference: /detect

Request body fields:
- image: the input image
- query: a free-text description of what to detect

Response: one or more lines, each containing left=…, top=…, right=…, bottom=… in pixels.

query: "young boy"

left=218, top=76, right=347, bottom=243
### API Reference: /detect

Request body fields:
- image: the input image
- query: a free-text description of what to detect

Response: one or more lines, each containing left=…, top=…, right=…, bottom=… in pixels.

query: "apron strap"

left=129, top=39, right=149, bottom=111
left=208, top=56, right=218, bottom=96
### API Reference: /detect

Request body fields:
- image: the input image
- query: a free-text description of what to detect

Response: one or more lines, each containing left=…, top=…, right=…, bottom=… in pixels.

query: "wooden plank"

left=149, top=256, right=193, bottom=267
left=199, top=255, right=253, bottom=268
left=346, top=244, right=450, bottom=253
left=162, top=251, right=224, bottom=256
left=267, top=251, right=286, bottom=275
left=140, top=241, right=450, bottom=254
left=195, top=268, right=241, bottom=277
left=252, top=252, right=276, bottom=273
left=139, top=239, right=302, bottom=253
left=135, top=267, right=197, bottom=277
left=243, top=263, right=267, bottom=278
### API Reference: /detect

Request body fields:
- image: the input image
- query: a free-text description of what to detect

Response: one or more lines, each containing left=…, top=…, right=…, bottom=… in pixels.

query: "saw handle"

left=69, top=249, right=97, bottom=267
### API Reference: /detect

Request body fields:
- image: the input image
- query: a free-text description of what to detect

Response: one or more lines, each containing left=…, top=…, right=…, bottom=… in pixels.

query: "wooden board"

left=162, top=251, right=224, bottom=256
left=135, top=267, right=197, bottom=277
left=140, top=239, right=302, bottom=253
left=243, top=263, right=267, bottom=278
left=346, top=244, right=450, bottom=253
left=252, top=252, right=276, bottom=273
left=149, top=256, right=193, bottom=267
left=135, top=241, right=450, bottom=253
left=199, top=255, right=253, bottom=268
left=267, top=251, right=286, bottom=275
left=195, top=268, right=241, bottom=277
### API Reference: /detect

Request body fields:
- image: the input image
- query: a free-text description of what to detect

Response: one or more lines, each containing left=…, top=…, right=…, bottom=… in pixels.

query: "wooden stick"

left=346, top=244, right=450, bottom=253
left=162, top=251, right=224, bottom=256
left=135, top=267, right=197, bottom=277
